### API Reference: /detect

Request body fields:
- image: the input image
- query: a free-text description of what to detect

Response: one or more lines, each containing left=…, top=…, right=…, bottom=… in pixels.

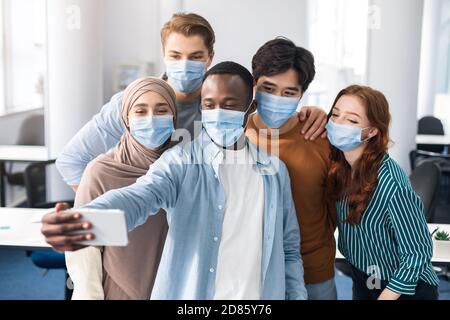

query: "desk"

left=416, top=135, right=450, bottom=146
left=0, top=207, right=52, bottom=250
left=2, top=207, right=449, bottom=261
left=0, top=145, right=53, bottom=207
left=335, top=224, right=450, bottom=263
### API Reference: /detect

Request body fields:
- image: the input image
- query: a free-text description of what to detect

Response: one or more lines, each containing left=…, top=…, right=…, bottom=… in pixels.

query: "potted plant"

left=431, top=228, right=450, bottom=260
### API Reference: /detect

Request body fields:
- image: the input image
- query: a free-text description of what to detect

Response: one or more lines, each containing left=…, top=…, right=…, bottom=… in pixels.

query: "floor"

left=0, top=247, right=449, bottom=300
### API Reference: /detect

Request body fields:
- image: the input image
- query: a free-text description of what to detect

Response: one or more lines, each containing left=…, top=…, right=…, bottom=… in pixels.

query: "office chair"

left=409, top=162, right=441, bottom=223
left=410, top=160, right=450, bottom=282
left=3, top=113, right=45, bottom=188
left=417, top=116, right=446, bottom=154
left=23, top=160, right=74, bottom=299
left=410, top=150, right=450, bottom=204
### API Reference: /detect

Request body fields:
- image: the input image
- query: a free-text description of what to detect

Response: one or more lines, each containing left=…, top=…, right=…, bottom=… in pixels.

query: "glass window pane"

left=305, top=0, right=369, bottom=112
left=3, top=0, right=46, bottom=112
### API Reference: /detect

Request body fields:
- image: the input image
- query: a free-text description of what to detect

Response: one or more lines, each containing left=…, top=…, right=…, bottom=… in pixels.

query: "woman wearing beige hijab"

left=66, top=77, right=177, bottom=299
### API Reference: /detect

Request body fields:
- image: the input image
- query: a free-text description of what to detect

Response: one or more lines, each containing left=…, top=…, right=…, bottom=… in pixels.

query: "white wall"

left=46, top=0, right=104, bottom=200
left=102, top=0, right=162, bottom=101
left=101, top=0, right=309, bottom=100
left=367, top=0, right=424, bottom=173
left=436, top=0, right=450, bottom=94
left=183, top=0, right=308, bottom=70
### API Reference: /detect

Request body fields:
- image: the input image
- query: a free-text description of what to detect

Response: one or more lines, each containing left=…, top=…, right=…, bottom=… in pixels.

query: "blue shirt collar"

left=190, top=130, right=279, bottom=178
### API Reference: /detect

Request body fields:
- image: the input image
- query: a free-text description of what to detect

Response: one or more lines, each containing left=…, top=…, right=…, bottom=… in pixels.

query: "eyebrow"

left=202, top=97, right=241, bottom=103
left=133, top=102, right=169, bottom=108
left=262, top=81, right=300, bottom=92
left=223, top=97, right=240, bottom=102
left=189, top=51, right=205, bottom=56
left=333, top=107, right=361, bottom=118
left=262, top=81, right=276, bottom=87
left=347, top=112, right=361, bottom=118
left=168, top=50, right=204, bottom=56
left=133, top=103, right=148, bottom=108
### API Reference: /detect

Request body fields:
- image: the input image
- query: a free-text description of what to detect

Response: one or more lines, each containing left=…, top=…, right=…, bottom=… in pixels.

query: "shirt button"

left=213, top=237, right=218, bottom=242
left=210, top=268, right=215, bottom=273
left=214, top=174, right=218, bottom=179
left=218, top=205, right=223, bottom=210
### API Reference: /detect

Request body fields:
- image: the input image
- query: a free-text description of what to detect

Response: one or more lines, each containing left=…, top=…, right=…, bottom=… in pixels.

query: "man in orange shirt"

left=246, top=38, right=337, bottom=300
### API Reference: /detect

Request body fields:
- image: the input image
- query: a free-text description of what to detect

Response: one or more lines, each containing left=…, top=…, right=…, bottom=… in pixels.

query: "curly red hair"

left=326, top=85, right=391, bottom=225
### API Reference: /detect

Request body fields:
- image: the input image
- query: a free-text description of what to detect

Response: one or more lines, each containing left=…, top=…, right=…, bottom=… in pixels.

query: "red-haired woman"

left=326, top=85, right=439, bottom=300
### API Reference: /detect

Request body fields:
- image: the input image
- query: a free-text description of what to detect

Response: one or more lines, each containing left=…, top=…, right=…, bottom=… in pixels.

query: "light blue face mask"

left=129, top=115, right=174, bottom=149
left=326, top=120, right=370, bottom=152
left=165, top=59, right=206, bottom=93
left=202, top=109, right=247, bottom=147
left=255, top=91, right=300, bottom=128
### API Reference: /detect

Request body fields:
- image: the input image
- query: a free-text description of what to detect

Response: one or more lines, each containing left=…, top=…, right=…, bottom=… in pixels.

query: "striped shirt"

left=337, top=154, right=439, bottom=295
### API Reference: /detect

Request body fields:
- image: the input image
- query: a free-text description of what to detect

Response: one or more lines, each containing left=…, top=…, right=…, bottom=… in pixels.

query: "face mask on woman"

left=130, top=115, right=175, bottom=149
left=164, top=59, right=206, bottom=93
left=326, top=120, right=371, bottom=152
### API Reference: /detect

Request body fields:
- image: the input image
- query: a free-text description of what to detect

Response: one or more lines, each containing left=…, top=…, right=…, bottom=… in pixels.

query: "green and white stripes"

left=337, top=154, right=439, bottom=296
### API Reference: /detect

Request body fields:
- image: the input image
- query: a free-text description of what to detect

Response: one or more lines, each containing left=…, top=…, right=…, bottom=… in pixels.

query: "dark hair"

left=252, top=37, right=315, bottom=92
left=204, top=61, right=254, bottom=102
left=161, top=13, right=215, bottom=54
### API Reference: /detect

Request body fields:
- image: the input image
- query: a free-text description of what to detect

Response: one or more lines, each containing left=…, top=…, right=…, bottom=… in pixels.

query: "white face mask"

left=164, top=59, right=206, bottom=93
left=326, top=120, right=371, bottom=151
left=129, top=115, right=174, bottom=149
left=201, top=109, right=247, bottom=147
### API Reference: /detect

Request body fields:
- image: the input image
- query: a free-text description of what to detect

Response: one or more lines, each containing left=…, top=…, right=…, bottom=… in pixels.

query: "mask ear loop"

left=242, top=100, right=257, bottom=126
left=361, top=127, right=374, bottom=143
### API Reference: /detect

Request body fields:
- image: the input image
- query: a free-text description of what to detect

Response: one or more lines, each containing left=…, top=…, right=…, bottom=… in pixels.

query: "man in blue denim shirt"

left=43, top=62, right=306, bottom=300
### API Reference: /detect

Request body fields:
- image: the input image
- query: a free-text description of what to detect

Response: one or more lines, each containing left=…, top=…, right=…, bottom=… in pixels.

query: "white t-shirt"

left=213, top=146, right=265, bottom=300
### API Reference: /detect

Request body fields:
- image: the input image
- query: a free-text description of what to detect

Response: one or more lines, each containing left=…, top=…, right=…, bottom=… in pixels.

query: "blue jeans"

left=305, top=278, right=337, bottom=300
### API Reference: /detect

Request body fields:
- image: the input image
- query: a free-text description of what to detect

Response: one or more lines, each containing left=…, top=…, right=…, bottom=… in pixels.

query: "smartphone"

left=62, top=209, right=128, bottom=246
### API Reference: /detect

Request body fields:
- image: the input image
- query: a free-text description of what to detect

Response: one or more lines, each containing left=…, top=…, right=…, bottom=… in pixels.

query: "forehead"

left=256, top=69, right=300, bottom=88
left=133, top=91, right=168, bottom=105
left=201, top=74, right=248, bottom=99
left=164, top=32, right=208, bottom=53
left=334, top=95, right=367, bottom=116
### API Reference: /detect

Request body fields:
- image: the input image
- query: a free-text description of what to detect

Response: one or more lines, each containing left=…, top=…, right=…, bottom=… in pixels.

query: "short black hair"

left=252, top=37, right=315, bottom=92
left=203, top=61, right=254, bottom=102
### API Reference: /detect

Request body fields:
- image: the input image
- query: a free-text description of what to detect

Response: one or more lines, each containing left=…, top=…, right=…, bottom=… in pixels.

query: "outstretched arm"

left=42, top=147, right=187, bottom=251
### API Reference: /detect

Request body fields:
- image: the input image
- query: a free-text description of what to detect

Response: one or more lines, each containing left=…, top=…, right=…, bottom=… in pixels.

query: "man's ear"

left=206, top=50, right=215, bottom=68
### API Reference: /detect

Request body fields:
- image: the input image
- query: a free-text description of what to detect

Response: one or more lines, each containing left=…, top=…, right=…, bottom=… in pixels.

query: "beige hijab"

left=74, top=77, right=176, bottom=299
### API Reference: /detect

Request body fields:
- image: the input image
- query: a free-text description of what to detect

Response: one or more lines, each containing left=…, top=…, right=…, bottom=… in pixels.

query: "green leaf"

left=434, top=230, right=450, bottom=241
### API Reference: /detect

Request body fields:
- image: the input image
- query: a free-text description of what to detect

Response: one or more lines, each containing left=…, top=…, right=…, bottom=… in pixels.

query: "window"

left=429, top=0, right=450, bottom=133
left=305, top=0, right=369, bottom=112
left=0, top=0, right=46, bottom=115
